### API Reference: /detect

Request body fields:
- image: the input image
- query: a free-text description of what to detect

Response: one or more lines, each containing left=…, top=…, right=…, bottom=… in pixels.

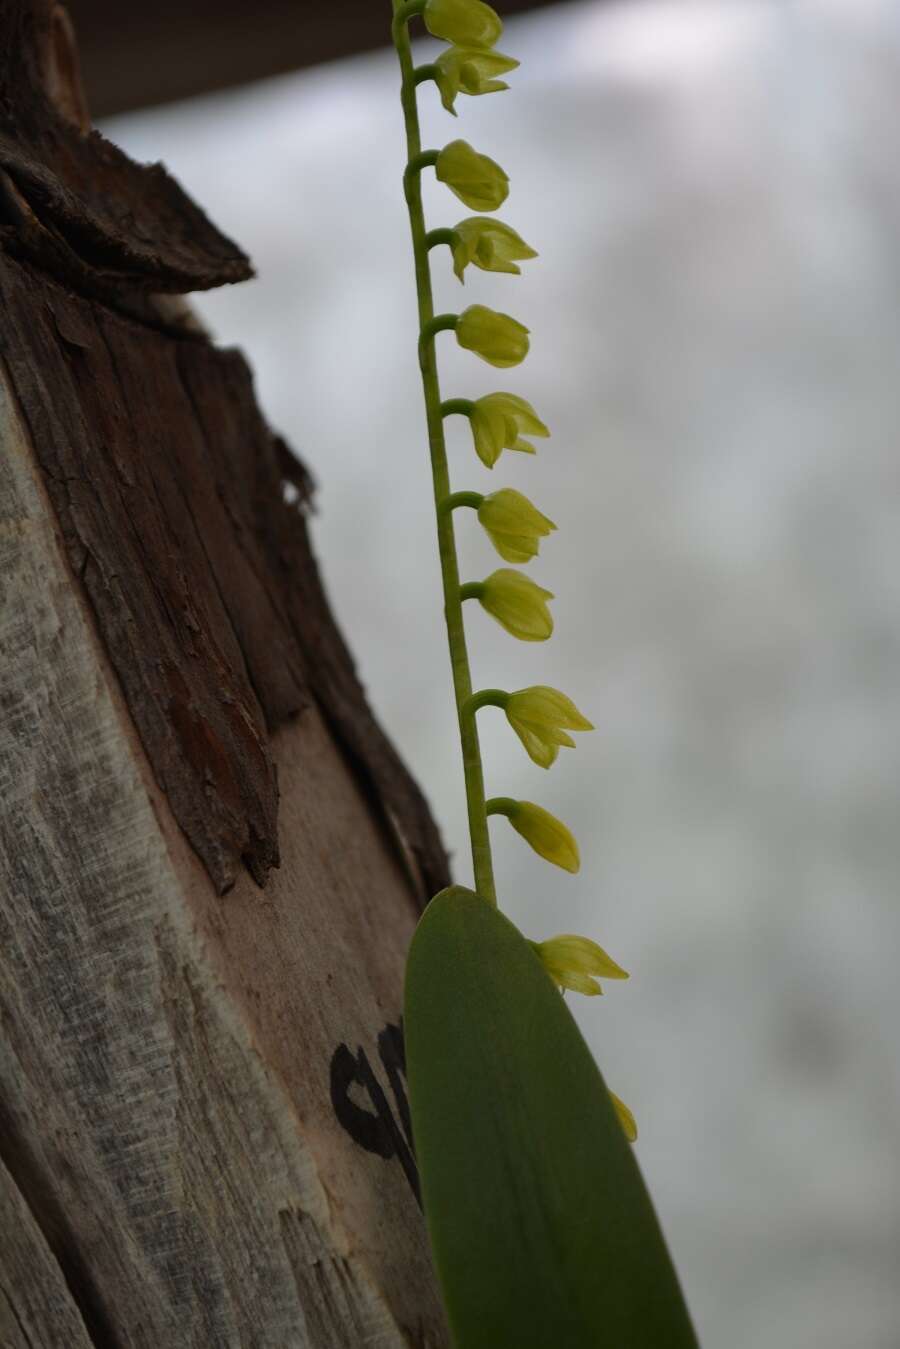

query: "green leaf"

left=405, top=886, right=699, bottom=1349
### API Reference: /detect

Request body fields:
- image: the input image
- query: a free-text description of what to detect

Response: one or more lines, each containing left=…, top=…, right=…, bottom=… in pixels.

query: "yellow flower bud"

left=469, top=391, right=549, bottom=468
left=476, top=568, right=553, bottom=641
left=456, top=304, right=529, bottom=368
left=435, top=139, right=509, bottom=212
left=450, top=215, right=536, bottom=282
left=434, top=47, right=519, bottom=115
left=489, top=798, right=579, bottom=872
left=505, top=685, right=593, bottom=767
left=477, top=489, right=556, bottom=564
left=531, top=933, right=629, bottom=996
left=424, top=0, right=503, bottom=48
left=610, top=1091, right=638, bottom=1143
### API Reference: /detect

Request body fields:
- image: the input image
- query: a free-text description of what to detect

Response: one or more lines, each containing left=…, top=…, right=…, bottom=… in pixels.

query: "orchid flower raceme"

left=397, top=0, right=629, bottom=1008
left=423, top=0, right=503, bottom=49
left=435, top=139, right=509, bottom=211
left=434, top=47, right=519, bottom=115
left=393, top=0, right=644, bottom=1187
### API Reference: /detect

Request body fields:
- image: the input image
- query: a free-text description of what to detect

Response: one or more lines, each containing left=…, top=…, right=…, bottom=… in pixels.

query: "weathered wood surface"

left=0, top=2, right=451, bottom=1343
left=0, top=1154, right=93, bottom=1347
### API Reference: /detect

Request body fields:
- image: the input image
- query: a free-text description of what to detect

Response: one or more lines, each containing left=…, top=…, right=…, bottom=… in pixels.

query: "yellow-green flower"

left=423, top=0, right=503, bottom=48
left=477, top=489, right=556, bottom=564
left=435, top=140, right=509, bottom=212
left=488, top=798, right=579, bottom=871
left=470, top=391, right=549, bottom=467
left=610, top=1091, right=638, bottom=1143
left=531, top=933, right=628, bottom=995
left=475, top=568, right=553, bottom=640
left=450, top=216, right=536, bottom=281
left=505, top=685, right=593, bottom=767
left=456, top=304, right=529, bottom=368
left=434, top=47, right=519, bottom=115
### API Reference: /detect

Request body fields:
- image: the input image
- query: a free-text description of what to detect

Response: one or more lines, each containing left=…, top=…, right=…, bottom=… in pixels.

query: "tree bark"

left=0, top=4, right=450, bottom=1344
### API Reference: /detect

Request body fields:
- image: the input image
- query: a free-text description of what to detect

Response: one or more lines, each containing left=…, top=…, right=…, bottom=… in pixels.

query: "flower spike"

left=391, top=0, right=648, bottom=1182
left=464, top=567, right=553, bottom=640
left=478, top=489, right=556, bottom=563
left=505, top=685, right=593, bottom=767
left=469, top=392, right=549, bottom=467
left=487, top=797, right=580, bottom=872
left=450, top=216, right=537, bottom=282
left=435, top=139, right=509, bottom=211
left=531, top=934, right=629, bottom=996
left=434, top=47, right=519, bottom=114
left=423, top=0, right=503, bottom=48
left=456, top=304, right=529, bottom=367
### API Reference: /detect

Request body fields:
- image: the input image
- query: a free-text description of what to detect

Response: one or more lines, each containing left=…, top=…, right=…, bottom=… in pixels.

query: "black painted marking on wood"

left=329, top=1024, right=420, bottom=1205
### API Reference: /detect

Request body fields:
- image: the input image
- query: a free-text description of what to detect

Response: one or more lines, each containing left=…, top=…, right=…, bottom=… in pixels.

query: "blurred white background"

left=106, top=2, right=900, bottom=1343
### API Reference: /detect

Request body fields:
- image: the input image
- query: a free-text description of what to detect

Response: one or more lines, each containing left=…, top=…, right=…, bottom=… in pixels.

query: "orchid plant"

left=390, top=0, right=635, bottom=1137
left=389, top=5, right=698, bottom=1343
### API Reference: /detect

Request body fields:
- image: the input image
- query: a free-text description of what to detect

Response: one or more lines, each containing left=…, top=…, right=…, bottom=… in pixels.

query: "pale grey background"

left=106, top=2, right=900, bottom=1343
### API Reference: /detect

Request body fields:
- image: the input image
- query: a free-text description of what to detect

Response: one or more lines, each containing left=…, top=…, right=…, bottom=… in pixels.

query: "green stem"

left=465, top=688, right=509, bottom=715
left=393, top=0, right=426, bottom=33
left=392, top=6, right=498, bottom=907
left=486, top=797, right=517, bottom=818
left=414, top=64, right=439, bottom=87
left=405, top=149, right=439, bottom=182
left=440, top=491, right=483, bottom=516
left=419, top=313, right=458, bottom=366
left=441, top=398, right=475, bottom=419
left=426, top=227, right=457, bottom=252
left=459, top=582, right=485, bottom=602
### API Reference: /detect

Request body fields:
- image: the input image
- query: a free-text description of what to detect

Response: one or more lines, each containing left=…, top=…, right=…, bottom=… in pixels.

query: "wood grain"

left=0, top=363, right=449, bottom=1344
left=0, top=1156, right=94, bottom=1347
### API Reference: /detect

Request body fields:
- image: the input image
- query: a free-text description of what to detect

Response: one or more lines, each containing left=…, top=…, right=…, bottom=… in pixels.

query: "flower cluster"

left=395, top=0, right=634, bottom=1137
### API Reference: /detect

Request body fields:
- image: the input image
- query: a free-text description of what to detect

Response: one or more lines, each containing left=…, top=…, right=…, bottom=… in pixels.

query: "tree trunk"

left=0, top=4, right=450, bottom=1344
